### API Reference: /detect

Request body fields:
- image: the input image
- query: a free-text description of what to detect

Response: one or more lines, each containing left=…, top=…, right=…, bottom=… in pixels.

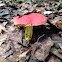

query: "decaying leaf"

left=59, top=43, right=62, bottom=50
left=0, top=47, right=6, bottom=55
left=6, top=40, right=16, bottom=53
left=7, top=30, right=23, bottom=42
left=0, top=3, right=5, bottom=7
left=1, top=50, right=13, bottom=59
left=7, top=53, right=19, bottom=62
left=21, top=3, right=28, bottom=10
left=56, top=22, right=62, bottom=29
left=50, top=16, right=62, bottom=25
left=47, top=56, right=61, bottom=62
left=7, top=25, right=16, bottom=32
left=50, top=47, right=62, bottom=59
left=0, top=58, right=8, bottom=62
left=59, top=9, right=62, bottom=12
left=0, top=9, right=9, bottom=17
left=19, top=50, right=29, bottom=58
left=44, top=11, right=52, bottom=15
left=0, top=34, right=7, bottom=46
left=34, top=37, right=54, bottom=61
left=0, top=24, right=6, bottom=33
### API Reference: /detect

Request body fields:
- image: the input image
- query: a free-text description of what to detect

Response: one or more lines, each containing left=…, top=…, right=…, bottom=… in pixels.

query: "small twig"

left=37, top=34, right=45, bottom=62
left=18, top=42, right=29, bottom=48
left=28, top=44, right=36, bottom=62
left=37, top=34, right=45, bottom=43
left=42, top=46, right=45, bottom=62
left=28, top=34, right=45, bottom=62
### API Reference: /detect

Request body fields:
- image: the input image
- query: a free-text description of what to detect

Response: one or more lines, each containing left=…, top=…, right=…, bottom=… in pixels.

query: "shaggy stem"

left=25, top=26, right=33, bottom=42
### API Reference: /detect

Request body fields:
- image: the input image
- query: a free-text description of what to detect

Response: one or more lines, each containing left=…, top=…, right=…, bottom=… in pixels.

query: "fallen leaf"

left=59, top=9, right=62, bottom=12
left=34, top=37, right=54, bottom=61
left=0, top=34, right=7, bottom=46
left=0, top=58, right=8, bottom=62
left=59, top=43, right=62, bottom=50
left=56, top=22, right=62, bottom=29
left=47, top=56, right=61, bottom=62
left=7, top=29, right=23, bottom=43
left=50, top=47, right=62, bottom=59
left=0, top=9, right=9, bottom=17
left=0, top=3, right=5, bottom=7
left=19, top=50, right=29, bottom=58
left=0, top=1, right=2, bottom=3
left=0, top=24, right=6, bottom=33
left=50, top=16, right=62, bottom=25
left=2, top=22, right=8, bottom=26
left=44, top=11, right=52, bottom=15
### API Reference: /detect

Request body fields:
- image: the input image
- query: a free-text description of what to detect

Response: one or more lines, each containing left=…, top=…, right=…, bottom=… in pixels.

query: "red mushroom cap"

left=29, top=13, right=47, bottom=26
left=11, top=13, right=47, bottom=26
left=11, top=15, right=31, bottom=25
left=11, top=16, right=20, bottom=23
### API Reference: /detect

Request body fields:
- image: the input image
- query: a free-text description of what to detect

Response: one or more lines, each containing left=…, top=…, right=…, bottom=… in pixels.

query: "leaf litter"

left=0, top=0, right=62, bottom=62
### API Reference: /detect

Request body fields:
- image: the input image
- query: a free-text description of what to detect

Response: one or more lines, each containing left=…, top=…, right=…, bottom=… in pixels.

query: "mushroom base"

left=25, top=26, right=33, bottom=42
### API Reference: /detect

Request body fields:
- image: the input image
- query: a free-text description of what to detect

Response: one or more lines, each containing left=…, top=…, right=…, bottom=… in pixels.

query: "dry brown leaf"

left=34, top=37, right=54, bottom=61
left=0, top=34, right=7, bottom=46
left=47, top=56, right=61, bottom=62
left=19, top=50, right=29, bottom=58
left=50, top=47, right=62, bottom=59
left=59, top=9, right=62, bottom=12
left=50, top=16, right=62, bottom=25
left=0, top=24, right=6, bottom=33
left=56, top=22, right=62, bottom=29
left=0, top=58, right=8, bottom=62
left=7, top=30, right=23, bottom=43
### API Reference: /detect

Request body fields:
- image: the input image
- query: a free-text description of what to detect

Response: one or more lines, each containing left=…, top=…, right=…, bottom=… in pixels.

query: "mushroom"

left=11, top=13, right=47, bottom=42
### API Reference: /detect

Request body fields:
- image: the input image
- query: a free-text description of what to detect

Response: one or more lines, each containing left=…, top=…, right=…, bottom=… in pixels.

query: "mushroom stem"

left=25, top=26, right=33, bottom=42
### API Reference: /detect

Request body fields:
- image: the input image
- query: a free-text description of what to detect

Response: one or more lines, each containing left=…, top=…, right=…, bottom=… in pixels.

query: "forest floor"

left=0, top=0, right=62, bottom=62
